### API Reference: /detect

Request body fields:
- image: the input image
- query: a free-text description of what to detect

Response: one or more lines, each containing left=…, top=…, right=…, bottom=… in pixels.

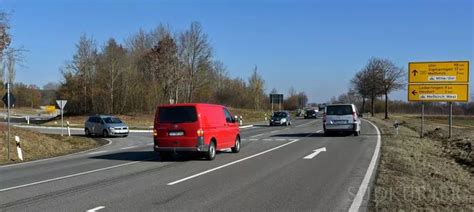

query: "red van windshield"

left=158, top=106, right=198, bottom=123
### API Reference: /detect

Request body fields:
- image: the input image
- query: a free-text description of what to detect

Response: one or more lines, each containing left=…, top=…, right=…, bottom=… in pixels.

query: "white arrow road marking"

left=303, top=147, right=326, bottom=159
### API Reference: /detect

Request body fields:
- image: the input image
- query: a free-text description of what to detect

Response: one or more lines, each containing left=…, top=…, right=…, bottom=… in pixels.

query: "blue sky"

left=1, top=0, right=473, bottom=103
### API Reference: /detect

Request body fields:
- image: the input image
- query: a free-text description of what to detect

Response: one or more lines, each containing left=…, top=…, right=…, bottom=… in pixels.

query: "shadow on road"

left=90, top=151, right=218, bottom=162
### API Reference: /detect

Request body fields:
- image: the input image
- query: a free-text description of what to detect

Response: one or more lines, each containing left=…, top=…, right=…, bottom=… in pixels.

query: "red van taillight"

left=153, top=129, right=157, bottom=136
left=197, top=129, right=204, bottom=137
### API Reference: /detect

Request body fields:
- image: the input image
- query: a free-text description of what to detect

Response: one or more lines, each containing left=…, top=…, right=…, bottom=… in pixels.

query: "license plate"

left=168, top=131, right=184, bottom=136
left=333, top=120, right=347, bottom=124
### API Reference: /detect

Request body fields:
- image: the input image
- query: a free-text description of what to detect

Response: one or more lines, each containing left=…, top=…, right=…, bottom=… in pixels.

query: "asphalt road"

left=0, top=118, right=380, bottom=212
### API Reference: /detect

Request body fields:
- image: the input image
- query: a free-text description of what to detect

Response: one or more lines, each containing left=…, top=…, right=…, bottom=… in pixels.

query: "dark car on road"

left=84, top=115, right=129, bottom=137
left=269, top=111, right=292, bottom=126
left=304, top=109, right=318, bottom=119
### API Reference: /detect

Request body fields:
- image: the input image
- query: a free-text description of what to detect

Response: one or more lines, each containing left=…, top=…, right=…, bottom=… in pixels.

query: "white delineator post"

left=239, top=116, right=243, bottom=125
left=67, top=121, right=71, bottom=137
left=15, top=136, right=23, bottom=161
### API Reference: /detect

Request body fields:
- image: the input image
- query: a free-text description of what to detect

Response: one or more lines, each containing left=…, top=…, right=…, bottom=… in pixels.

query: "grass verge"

left=367, top=115, right=473, bottom=211
left=0, top=125, right=102, bottom=165
left=29, top=108, right=272, bottom=129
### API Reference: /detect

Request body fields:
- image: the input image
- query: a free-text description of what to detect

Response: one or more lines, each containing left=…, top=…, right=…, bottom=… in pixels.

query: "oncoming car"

left=269, top=111, right=292, bottom=126
left=304, top=109, right=318, bottom=119
left=85, top=115, right=129, bottom=137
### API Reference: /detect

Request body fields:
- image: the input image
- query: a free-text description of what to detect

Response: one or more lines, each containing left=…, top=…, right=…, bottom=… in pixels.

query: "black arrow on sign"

left=412, top=69, right=418, bottom=76
left=411, top=90, right=418, bottom=95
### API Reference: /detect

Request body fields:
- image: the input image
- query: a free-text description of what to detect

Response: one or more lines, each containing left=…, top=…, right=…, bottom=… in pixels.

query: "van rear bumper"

left=154, top=136, right=209, bottom=152
left=324, top=123, right=357, bottom=131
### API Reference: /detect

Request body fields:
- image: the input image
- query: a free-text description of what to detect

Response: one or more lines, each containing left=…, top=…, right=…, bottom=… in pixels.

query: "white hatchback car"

left=323, top=104, right=361, bottom=136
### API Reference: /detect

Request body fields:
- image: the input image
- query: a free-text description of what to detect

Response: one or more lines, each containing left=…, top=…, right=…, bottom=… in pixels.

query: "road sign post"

left=269, top=94, right=284, bottom=114
left=408, top=61, right=469, bottom=139
left=421, top=102, right=424, bottom=138
left=3, top=83, right=12, bottom=160
left=56, top=100, right=68, bottom=136
left=449, top=102, right=453, bottom=138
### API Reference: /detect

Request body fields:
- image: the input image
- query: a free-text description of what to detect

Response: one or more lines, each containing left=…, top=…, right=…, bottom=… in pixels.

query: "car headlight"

left=281, top=118, right=287, bottom=122
left=109, top=127, right=115, bottom=132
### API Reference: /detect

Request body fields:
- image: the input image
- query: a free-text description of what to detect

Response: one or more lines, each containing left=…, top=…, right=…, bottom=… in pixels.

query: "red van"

left=153, top=103, right=241, bottom=160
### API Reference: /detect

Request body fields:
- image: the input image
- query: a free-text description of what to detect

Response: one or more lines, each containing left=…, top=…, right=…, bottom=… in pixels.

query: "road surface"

left=0, top=119, right=380, bottom=211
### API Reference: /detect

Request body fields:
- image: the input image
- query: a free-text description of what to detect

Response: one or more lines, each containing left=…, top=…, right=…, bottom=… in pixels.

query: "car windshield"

left=306, top=110, right=316, bottom=114
left=326, top=105, right=353, bottom=116
left=159, top=106, right=197, bottom=123
left=273, top=112, right=287, bottom=118
left=103, top=117, right=123, bottom=124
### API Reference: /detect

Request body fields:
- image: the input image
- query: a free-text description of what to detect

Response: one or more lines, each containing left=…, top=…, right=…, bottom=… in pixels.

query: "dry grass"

left=35, top=108, right=271, bottom=129
left=228, top=108, right=271, bottom=123
left=0, top=125, right=101, bottom=165
left=2, top=107, right=44, bottom=116
left=368, top=115, right=473, bottom=211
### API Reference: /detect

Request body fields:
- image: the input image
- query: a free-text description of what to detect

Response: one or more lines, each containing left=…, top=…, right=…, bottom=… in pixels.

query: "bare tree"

left=148, top=32, right=182, bottom=104
left=248, top=66, right=265, bottom=109
left=97, top=38, right=127, bottom=114
left=379, top=59, right=405, bottom=119
left=363, top=58, right=384, bottom=116
left=351, top=69, right=371, bottom=113
left=0, top=11, right=11, bottom=58
left=70, top=34, right=97, bottom=113
left=178, top=22, right=212, bottom=102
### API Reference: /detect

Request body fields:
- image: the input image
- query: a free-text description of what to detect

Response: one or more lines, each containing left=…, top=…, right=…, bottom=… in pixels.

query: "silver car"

left=269, top=111, right=292, bottom=126
left=323, top=104, right=361, bottom=136
left=84, top=115, right=129, bottom=137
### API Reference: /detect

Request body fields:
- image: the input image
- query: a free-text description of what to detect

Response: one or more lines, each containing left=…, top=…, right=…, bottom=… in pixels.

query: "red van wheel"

left=205, top=141, right=216, bottom=160
left=232, top=137, right=241, bottom=153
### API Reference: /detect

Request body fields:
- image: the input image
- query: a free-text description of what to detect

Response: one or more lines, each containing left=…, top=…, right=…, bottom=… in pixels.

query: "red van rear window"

left=158, top=106, right=198, bottom=123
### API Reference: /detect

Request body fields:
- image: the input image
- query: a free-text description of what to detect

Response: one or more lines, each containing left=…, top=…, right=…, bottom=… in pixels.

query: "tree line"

left=57, top=22, right=276, bottom=114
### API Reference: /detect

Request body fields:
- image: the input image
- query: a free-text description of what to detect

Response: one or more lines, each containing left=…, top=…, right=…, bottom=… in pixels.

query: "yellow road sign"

left=408, top=84, right=469, bottom=102
left=409, top=61, right=469, bottom=83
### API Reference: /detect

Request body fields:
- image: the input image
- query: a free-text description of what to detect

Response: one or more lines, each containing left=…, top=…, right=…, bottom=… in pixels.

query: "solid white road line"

left=303, top=147, right=326, bottom=159
left=86, top=150, right=108, bottom=155
left=167, top=139, right=300, bottom=186
left=239, top=125, right=254, bottom=129
left=348, top=119, right=381, bottom=212
left=0, top=160, right=149, bottom=192
left=121, top=145, right=138, bottom=150
left=250, top=133, right=265, bottom=138
left=275, top=138, right=286, bottom=141
left=86, top=206, right=105, bottom=212
left=262, top=139, right=273, bottom=141
left=316, top=130, right=323, bottom=133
